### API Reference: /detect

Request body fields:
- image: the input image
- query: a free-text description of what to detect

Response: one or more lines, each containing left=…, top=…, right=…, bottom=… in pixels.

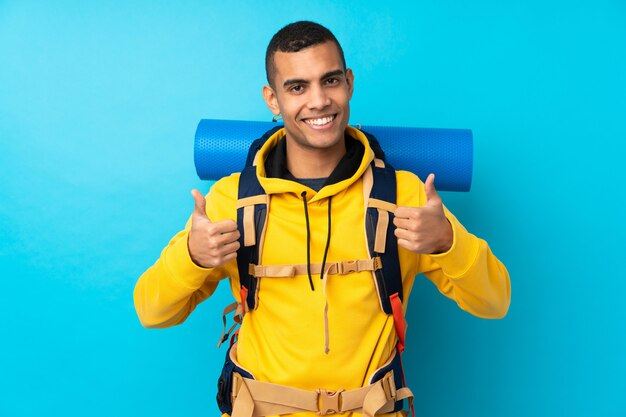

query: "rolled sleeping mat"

left=194, top=119, right=473, bottom=192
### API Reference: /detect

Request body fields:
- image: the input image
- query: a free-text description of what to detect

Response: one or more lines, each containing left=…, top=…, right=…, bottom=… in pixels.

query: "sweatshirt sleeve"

left=422, top=208, right=511, bottom=318
left=396, top=171, right=511, bottom=319
left=133, top=175, right=240, bottom=328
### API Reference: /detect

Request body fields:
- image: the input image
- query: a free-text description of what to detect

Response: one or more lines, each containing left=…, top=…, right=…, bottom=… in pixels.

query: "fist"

left=188, top=189, right=240, bottom=268
left=393, top=174, right=453, bottom=254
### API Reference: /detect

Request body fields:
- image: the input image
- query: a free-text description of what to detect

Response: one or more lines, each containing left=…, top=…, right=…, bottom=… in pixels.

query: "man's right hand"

left=188, top=189, right=241, bottom=268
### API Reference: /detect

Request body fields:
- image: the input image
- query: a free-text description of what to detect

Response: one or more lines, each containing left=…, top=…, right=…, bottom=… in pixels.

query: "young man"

left=134, top=21, right=510, bottom=417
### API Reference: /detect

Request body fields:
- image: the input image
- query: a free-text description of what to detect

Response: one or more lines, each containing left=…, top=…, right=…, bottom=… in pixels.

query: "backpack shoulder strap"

left=244, top=125, right=283, bottom=167
left=365, top=158, right=403, bottom=314
left=235, top=126, right=282, bottom=311
left=236, top=167, right=269, bottom=312
left=365, top=157, right=407, bottom=352
left=358, top=128, right=386, bottom=161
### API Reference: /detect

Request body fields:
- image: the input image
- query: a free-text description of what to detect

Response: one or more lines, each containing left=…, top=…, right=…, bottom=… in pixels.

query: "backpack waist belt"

left=231, top=372, right=413, bottom=417
left=227, top=343, right=413, bottom=417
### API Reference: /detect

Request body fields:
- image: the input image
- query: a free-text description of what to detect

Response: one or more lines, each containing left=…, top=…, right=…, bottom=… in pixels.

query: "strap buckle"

left=316, top=388, right=344, bottom=415
left=337, top=260, right=358, bottom=275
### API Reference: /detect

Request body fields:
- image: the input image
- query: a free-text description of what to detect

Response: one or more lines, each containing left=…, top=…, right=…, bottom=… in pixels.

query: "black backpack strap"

left=365, top=157, right=407, bottom=354
left=244, top=125, right=283, bottom=167
left=236, top=126, right=282, bottom=311
left=358, top=128, right=386, bottom=161
left=236, top=165, right=268, bottom=311
left=365, top=159, right=403, bottom=314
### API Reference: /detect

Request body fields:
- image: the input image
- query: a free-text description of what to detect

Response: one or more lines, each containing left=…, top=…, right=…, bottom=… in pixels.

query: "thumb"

left=424, top=173, right=442, bottom=207
left=191, top=189, right=210, bottom=221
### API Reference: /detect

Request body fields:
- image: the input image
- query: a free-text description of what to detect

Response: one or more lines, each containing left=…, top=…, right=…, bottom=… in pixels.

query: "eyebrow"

left=282, top=69, right=345, bottom=88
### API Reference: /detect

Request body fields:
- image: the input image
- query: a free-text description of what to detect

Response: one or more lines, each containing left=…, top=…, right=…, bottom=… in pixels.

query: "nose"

left=307, top=84, right=331, bottom=110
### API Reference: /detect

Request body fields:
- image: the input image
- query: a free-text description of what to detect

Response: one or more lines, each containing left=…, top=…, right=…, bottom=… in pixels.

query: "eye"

left=289, top=84, right=304, bottom=94
left=324, top=77, right=339, bottom=86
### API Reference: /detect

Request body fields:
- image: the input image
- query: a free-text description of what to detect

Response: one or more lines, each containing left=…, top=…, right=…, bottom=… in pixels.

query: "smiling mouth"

left=302, top=114, right=337, bottom=127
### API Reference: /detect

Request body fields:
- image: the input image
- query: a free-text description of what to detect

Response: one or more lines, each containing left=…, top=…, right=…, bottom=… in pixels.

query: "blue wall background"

left=1, top=1, right=625, bottom=416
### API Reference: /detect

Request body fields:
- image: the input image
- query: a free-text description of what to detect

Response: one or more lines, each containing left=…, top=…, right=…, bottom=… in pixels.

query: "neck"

left=285, top=137, right=346, bottom=179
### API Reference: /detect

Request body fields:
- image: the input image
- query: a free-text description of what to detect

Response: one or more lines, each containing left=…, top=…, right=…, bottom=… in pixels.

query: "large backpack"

left=217, top=126, right=412, bottom=416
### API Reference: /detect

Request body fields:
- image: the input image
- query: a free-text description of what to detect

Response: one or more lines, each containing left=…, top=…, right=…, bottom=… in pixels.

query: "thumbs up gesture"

left=393, top=174, right=453, bottom=254
left=188, top=189, right=241, bottom=268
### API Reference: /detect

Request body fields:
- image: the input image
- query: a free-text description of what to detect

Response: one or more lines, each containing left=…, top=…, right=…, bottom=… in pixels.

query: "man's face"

left=263, top=42, right=354, bottom=153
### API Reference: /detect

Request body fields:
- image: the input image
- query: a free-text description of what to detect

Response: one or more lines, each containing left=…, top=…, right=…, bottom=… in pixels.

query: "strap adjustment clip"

left=372, top=257, right=382, bottom=271
left=381, top=373, right=397, bottom=401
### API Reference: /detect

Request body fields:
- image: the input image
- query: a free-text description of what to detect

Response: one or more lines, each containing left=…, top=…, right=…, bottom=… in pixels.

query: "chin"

left=307, top=133, right=345, bottom=150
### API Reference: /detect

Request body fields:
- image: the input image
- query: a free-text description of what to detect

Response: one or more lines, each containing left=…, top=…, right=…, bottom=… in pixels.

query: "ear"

left=262, top=84, right=281, bottom=115
left=345, top=68, right=355, bottom=100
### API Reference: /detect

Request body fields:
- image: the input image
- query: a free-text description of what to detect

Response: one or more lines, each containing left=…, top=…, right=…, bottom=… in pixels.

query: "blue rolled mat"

left=194, top=119, right=473, bottom=192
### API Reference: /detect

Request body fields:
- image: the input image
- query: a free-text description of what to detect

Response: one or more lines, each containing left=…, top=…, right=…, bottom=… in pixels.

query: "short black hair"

left=265, top=21, right=346, bottom=86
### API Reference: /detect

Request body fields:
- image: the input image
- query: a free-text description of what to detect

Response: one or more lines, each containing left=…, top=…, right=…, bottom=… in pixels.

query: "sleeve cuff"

left=428, top=215, right=480, bottom=279
left=164, top=233, right=212, bottom=288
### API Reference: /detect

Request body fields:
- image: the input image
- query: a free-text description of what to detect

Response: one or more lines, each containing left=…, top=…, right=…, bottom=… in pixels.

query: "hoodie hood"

left=255, top=126, right=376, bottom=202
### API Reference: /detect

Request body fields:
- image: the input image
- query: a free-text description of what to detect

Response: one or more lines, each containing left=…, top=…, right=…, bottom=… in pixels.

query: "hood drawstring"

left=301, top=191, right=334, bottom=354
left=320, top=197, right=332, bottom=281
left=301, top=191, right=315, bottom=291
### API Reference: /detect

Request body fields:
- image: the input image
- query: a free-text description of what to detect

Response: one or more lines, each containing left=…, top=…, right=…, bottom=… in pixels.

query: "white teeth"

left=305, top=115, right=335, bottom=126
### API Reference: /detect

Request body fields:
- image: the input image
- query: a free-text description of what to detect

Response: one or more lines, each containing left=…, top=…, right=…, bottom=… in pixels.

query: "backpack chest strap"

left=248, top=257, right=382, bottom=278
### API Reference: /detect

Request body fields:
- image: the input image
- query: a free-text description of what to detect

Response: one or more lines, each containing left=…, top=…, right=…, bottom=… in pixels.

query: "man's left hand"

left=393, top=173, right=453, bottom=254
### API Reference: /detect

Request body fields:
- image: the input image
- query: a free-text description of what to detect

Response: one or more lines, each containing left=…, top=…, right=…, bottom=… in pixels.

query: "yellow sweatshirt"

left=134, top=126, right=510, bottom=417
